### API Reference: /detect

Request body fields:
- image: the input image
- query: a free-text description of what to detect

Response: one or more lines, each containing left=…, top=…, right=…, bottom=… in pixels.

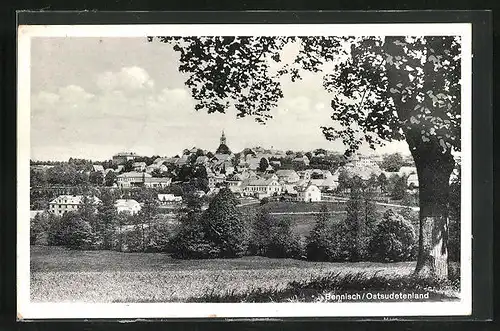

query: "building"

left=208, top=173, right=226, bottom=189
left=225, top=173, right=244, bottom=194
left=407, top=173, right=419, bottom=189
left=292, top=155, right=310, bottom=166
left=296, top=184, right=321, bottom=202
left=144, top=177, right=172, bottom=188
left=158, top=194, right=183, bottom=204
left=114, top=199, right=141, bottom=215
left=92, top=164, right=105, bottom=173
left=146, top=163, right=168, bottom=174
left=48, top=195, right=101, bottom=216
left=242, top=178, right=282, bottom=198
left=116, top=171, right=152, bottom=188
left=112, top=152, right=139, bottom=165
left=195, top=155, right=210, bottom=165
left=132, top=162, right=147, bottom=172
left=215, top=131, right=232, bottom=155
left=176, top=155, right=190, bottom=167
left=399, top=166, right=417, bottom=177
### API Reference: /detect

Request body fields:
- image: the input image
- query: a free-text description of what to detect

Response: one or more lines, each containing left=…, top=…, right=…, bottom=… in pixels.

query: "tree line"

left=31, top=184, right=460, bottom=265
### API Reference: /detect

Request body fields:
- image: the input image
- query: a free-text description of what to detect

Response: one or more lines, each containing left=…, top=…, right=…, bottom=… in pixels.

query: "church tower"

left=216, top=130, right=231, bottom=155
left=220, top=130, right=226, bottom=145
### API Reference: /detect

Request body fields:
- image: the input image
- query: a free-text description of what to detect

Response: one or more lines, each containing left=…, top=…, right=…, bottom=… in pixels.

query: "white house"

left=275, top=169, right=300, bottom=183
left=48, top=195, right=101, bottom=216
left=399, top=166, right=417, bottom=177
left=243, top=178, right=282, bottom=198
left=407, top=173, right=419, bottom=189
left=292, top=155, right=310, bottom=166
left=117, top=171, right=152, bottom=188
left=114, top=199, right=141, bottom=215
left=132, top=162, right=147, bottom=172
left=158, top=194, right=183, bottom=204
left=92, top=164, right=105, bottom=173
left=296, top=185, right=321, bottom=202
left=144, top=177, right=172, bottom=188
left=208, top=173, right=226, bottom=189
left=225, top=174, right=244, bottom=194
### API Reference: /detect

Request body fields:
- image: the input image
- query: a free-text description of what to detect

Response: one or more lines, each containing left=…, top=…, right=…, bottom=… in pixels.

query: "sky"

left=29, top=37, right=409, bottom=161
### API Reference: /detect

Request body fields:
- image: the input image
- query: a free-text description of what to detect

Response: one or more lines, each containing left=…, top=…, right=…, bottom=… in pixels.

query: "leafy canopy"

left=149, top=36, right=461, bottom=156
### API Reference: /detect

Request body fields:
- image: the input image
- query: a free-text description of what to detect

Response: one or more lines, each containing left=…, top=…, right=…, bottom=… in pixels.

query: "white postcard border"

left=17, top=23, right=472, bottom=319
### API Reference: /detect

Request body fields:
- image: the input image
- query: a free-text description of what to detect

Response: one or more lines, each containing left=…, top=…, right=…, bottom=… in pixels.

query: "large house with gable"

left=242, top=178, right=282, bottom=198
left=48, top=195, right=101, bottom=216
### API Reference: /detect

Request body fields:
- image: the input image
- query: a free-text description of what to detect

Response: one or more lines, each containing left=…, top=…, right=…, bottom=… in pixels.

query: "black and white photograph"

left=17, top=22, right=472, bottom=319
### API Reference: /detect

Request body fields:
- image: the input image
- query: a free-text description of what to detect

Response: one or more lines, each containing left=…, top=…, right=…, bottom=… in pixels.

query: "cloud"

left=31, top=85, right=94, bottom=114
left=156, top=88, right=190, bottom=104
left=31, top=91, right=60, bottom=110
left=58, top=85, right=94, bottom=104
left=96, top=66, right=154, bottom=92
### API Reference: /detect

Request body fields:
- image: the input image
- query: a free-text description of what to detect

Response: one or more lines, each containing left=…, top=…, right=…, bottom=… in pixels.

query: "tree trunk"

left=411, top=143, right=455, bottom=280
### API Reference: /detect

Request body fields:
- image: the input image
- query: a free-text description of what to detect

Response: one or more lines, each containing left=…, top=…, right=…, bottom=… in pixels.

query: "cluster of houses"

left=100, top=132, right=429, bottom=202
left=46, top=193, right=185, bottom=217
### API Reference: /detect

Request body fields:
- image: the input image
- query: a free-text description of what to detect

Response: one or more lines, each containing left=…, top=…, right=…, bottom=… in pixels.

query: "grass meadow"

left=30, top=246, right=459, bottom=303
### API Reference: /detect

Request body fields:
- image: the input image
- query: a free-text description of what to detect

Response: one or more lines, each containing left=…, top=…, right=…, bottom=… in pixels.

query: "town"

left=31, top=131, right=439, bottom=217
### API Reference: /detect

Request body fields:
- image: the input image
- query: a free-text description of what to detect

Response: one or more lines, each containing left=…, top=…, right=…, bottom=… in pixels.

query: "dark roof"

left=216, top=143, right=232, bottom=155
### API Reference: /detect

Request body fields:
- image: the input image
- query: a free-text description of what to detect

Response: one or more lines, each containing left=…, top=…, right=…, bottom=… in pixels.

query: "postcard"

left=17, top=21, right=472, bottom=319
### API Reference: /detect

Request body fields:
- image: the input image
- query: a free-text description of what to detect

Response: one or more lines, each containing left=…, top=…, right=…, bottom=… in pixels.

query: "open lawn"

left=30, top=246, right=458, bottom=303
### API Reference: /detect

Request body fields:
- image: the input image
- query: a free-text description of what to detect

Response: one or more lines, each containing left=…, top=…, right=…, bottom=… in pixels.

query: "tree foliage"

left=368, top=209, right=417, bottom=262
left=203, top=187, right=248, bottom=257
left=381, top=153, right=405, bottom=172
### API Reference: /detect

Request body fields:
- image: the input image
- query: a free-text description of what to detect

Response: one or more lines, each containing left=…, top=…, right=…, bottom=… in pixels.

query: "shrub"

left=306, top=213, right=351, bottom=262
left=30, top=212, right=51, bottom=245
left=170, top=214, right=221, bottom=259
left=306, top=205, right=334, bottom=261
left=145, top=220, right=174, bottom=253
left=266, top=217, right=303, bottom=259
left=203, top=187, right=248, bottom=258
left=64, top=216, right=94, bottom=250
left=368, top=210, right=417, bottom=262
left=47, top=212, right=72, bottom=246
left=122, top=224, right=145, bottom=252
left=248, top=209, right=273, bottom=256
left=343, top=189, right=378, bottom=261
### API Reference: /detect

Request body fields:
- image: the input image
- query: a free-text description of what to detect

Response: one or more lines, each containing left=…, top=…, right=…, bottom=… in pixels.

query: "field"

left=30, top=246, right=459, bottom=303
left=238, top=201, right=347, bottom=238
left=237, top=200, right=419, bottom=238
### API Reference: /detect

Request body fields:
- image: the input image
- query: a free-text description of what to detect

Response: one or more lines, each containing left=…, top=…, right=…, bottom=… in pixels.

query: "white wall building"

left=243, top=178, right=282, bottom=198
left=158, top=194, right=183, bottom=204
left=48, top=195, right=101, bottom=216
left=296, top=185, right=322, bottom=202
left=114, top=199, right=141, bottom=215
left=117, top=172, right=152, bottom=188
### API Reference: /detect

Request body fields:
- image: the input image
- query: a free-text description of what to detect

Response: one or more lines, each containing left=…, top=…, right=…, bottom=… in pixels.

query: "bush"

left=368, top=210, right=417, bottom=262
left=30, top=212, right=51, bottom=245
left=170, top=214, right=221, bottom=259
left=203, top=187, right=248, bottom=258
left=122, top=225, right=145, bottom=253
left=170, top=188, right=247, bottom=259
left=266, top=218, right=303, bottom=259
left=145, top=221, right=174, bottom=253
left=306, top=218, right=351, bottom=262
left=248, top=209, right=273, bottom=256
left=64, top=216, right=94, bottom=250
left=306, top=205, right=335, bottom=261
left=47, top=213, right=72, bottom=246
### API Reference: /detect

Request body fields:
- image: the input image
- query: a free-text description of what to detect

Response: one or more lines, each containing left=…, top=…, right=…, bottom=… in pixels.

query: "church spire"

left=220, top=130, right=226, bottom=145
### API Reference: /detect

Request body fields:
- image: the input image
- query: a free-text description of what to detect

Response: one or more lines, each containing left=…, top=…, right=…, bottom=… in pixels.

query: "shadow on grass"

left=184, top=271, right=461, bottom=303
